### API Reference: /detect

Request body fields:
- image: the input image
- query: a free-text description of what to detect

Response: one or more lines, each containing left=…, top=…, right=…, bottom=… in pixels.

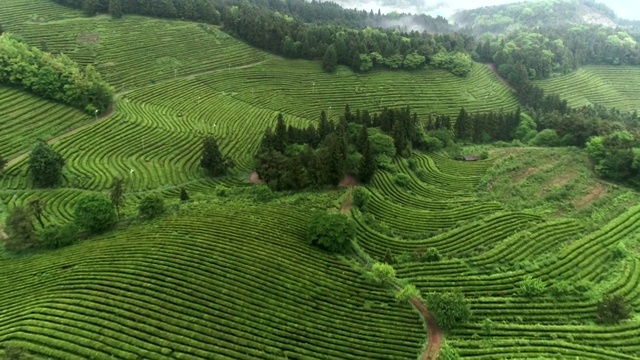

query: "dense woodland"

left=0, top=33, right=113, bottom=113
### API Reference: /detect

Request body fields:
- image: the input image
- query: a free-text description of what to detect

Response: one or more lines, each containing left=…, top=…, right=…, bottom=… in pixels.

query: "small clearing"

left=575, top=184, right=606, bottom=209
left=248, top=171, right=264, bottom=185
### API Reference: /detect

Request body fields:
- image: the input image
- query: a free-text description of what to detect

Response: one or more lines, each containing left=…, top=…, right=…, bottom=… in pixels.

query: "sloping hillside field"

left=536, top=66, right=640, bottom=111
left=1, top=0, right=640, bottom=359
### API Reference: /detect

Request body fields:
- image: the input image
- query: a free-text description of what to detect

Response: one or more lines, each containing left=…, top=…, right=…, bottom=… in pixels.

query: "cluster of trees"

left=0, top=33, right=113, bottom=114
left=51, top=0, right=222, bottom=22
left=586, top=130, right=640, bottom=182
left=454, top=0, right=619, bottom=35
left=224, top=3, right=474, bottom=74
left=306, top=212, right=355, bottom=254
left=485, top=26, right=640, bottom=86
left=3, top=178, right=176, bottom=252
left=254, top=105, right=428, bottom=191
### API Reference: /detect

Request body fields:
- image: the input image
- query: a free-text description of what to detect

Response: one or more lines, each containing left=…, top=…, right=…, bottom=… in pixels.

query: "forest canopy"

left=0, top=33, right=113, bottom=113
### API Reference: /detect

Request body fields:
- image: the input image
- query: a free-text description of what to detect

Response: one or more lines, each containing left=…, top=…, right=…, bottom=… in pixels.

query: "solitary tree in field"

left=74, top=194, right=117, bottom=234
left=29, top=142, right=64, bottom=188
left=110, top=177, right=125, bottom=219
left=28, top=197, right=45, bottom=228
left=138, top=194, right=165, bottom=220
left=323, top=44, right=338, bottom=73
left=425, top=291, right=471, bottom=332
left=200, top=136, right=233, bottom=177
left=5, top=206, right=38, bottom=252
left=307, top=212, right=355, bottom=254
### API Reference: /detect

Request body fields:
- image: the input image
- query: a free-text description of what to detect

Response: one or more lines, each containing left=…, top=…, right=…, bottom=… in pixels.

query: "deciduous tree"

left=74, top=194, right=117, bottom=234
left=29, top=142, right=64, bottom=188
left=597, top=294, right=631, bottom=324
left=307, top=212, right=355, bottom=254
left=425, top=291, right=471, bottom=332
left=5, top=206, right=38, bottom=252
left=138, top=194, right=166, bottom=220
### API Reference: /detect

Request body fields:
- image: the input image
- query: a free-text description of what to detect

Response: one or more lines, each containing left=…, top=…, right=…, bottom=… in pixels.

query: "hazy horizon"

left=329, top=0, right=640, bottom=21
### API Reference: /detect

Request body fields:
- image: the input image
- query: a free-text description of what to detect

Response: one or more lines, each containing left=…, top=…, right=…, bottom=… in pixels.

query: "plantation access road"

left=5, top=59, right=269, bottom=169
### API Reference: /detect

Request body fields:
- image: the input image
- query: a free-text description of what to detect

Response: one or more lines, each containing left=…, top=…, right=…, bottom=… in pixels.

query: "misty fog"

left=327, top=0, right=640, bottom=21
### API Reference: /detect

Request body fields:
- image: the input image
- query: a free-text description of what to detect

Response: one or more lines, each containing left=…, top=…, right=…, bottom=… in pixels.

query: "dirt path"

left=485, top=63, right=516, bottom=93
left=339, top=192, right=353, bottom=214
left=409, top=297, right=443, bottom=360
left=4, top=60, right=269, bottom=169
left=248, top=171, right=264, bottom=185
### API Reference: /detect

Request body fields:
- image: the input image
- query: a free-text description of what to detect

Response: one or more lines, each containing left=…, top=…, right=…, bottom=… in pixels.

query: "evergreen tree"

left=356, top=125, right=369, bottom=154
left=108, top=0, right=124, bottom=18
left=200, top=136, right=233, bottom=177
left=318, top=110, right=332, bottom=141
left=323, top=44, right=338, bottom=72
left=320, top=134, right=345, bottom=186
left=391, top=120, right=407, bottom=155
left=273, top=113, right=288, bottom=152
left=110, top=177, right=125, bottom=219
left=455, top=107, right=473, bottom=141
left=359, top=137, right=376, bottom=183
left=29, top=142, right=65, bottom=188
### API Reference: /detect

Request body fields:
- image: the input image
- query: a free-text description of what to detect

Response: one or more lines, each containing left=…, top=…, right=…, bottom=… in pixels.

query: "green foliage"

left=200, top=135, right=233, bottom=177
left=481, top=318, right=494, bottom=336
left=596, top=294, right=632, bottom=324
left=393, top=173, right=411, bottom=188
left=518, top=275, right=546, bottom=297
left=39, top=223, right=79, bottom=250
left=431, top=52, right=472, bottom=77
left=180, top=187, right=189, bottom=201
left=138, top=194, right=166, bottom=220
left=352, top=187, right=370, bottom=210
left=425, top=291, right=471, bottom=332
left=29, top=142, right=64, bottom=188
left=369, top=131, right=397, bottom=158
left=438, top=340, right=460, bottom=360
left=529, top=129, right=560, bottom=147
left=395, top=284, right=420, bottom=303
left=110, top=177, right=125, bottom=219
left=4, top=206, right=38, bottom=252
left=548, top=280, right=579, bottom=299
left=423, top=247, right=442, bottom=262
left=365, top=262, right=396, bottom=284
left=323, top=44, right=337, bottom=73
left=0, top=33, right=113, bottom=112
left=2, top=346, right=33, bottom=360
left=0, top=155, right=6, bottom=173
left=74, top=194, right=117, bottom=234
left=306, top=212, right=355, bottom=254
left=402, top=52, right=425, bottom=69
left=28, top=197, right=45, bottom=229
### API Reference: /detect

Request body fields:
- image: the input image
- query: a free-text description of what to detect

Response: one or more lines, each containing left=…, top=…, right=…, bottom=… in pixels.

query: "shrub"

left=518, top=275, right=546, bottom=297
left=395, top=284, right=420, bottom=303
left=393, top=173, right=411, bottom=188
left=39, top=223, right=79, bottom=249
left=180, top=187, right=189, bottom=201
left=369, top=262, right=396, bottom=284
left=425, top=291, right=471, bottom=332
left=480, top=150, right=489, bottom=160
left=424, top=247, right=442, bottom=262
left=438, top=340, right=460, bottom=360
left=307, top=212, right=355, bottom=254
left=4, top=206, right=39, bottom=252
left=74, top=195, right=117, bottom=234
left=138, top=194, right=166, bottom=220
left=352, top=187, right=370, bottom=210
left=596, top=294, right=632, bottom=324
left=548, top=280, right=578, bottom=298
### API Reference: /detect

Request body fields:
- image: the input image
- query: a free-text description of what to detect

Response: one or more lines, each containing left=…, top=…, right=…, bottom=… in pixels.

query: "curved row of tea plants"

left=0, top=203, right=425, bottom=359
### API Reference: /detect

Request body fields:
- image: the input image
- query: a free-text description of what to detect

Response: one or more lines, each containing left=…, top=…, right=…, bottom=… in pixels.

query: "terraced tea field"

left=0, top=202, right=425, bottom=359
left=536, top=66, right=640, bottom=112
left=2, top=0, right=640, bottom=358
left=0, top=86, right=91, bottom=158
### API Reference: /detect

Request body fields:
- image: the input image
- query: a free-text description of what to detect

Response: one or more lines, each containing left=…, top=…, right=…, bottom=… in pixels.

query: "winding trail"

left=339, top=191, right=443, bottom=359
left=4, top=59, right=269, bottom=169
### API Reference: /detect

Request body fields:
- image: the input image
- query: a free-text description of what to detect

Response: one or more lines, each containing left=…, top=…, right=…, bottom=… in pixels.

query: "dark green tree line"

left=0, top=33, right=113, bottom=113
